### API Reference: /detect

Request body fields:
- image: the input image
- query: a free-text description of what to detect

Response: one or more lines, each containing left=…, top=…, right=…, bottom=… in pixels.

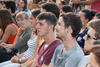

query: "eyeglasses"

left=87, top=34, right=97, bottom=40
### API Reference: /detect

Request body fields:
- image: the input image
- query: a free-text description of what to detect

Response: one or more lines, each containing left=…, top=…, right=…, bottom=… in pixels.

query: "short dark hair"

left=41, top=2, right=60, bottom=19
left=37, top=12, right=57, bottom=27
left=5, top=1, right=16, bottom=13
left=61, top=5, right=72, bottom=13
left=31, top=9, right=41, bottom=18
left=33, top=0, right=41, bottom=4
left=60, top=13, right=82, bottom=37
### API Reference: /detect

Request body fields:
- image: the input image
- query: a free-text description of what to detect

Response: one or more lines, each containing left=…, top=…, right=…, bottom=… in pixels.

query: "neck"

left=43, top=31, right=56, bottom=45
left=62, top=36, right=77, bottom=51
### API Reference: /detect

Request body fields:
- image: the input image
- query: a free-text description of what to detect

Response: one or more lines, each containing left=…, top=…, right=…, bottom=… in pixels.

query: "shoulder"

left=51, top=39, right=62, bottom=47
left=54, top=44, right=64, bottom=54
left=24, top=29, right=32, bottom=35
left=23, top=29, right=32, bottom=37
left=6, top=24, right=18, bottom=31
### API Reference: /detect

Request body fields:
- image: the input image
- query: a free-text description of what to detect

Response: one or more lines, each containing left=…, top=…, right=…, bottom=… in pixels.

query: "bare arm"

left=12, top=27, right=25, bottom=48
left=30, top=56, right=38, bottom=67
left=11, top=52, right=25, bottom=63
left=73, top=0, right=98, bottom=5
left=42, top=64, right=48, bottom=67
left=21, top=56, right=34, bottom=67
left=22, top=55, right=38, bottom=67
left=0, top=29, right=3, bottom=38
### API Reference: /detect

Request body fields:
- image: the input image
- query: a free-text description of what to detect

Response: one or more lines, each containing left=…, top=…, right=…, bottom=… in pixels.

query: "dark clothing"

left=36, top=40, right=62, bottom=67
left=0, top=48, right=14, bottom=63
left=76, top=28, right=88, bottom=48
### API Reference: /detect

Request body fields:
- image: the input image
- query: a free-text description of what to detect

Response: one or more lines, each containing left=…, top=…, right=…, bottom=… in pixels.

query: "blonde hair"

left=16, top=11, right=29, bottom=21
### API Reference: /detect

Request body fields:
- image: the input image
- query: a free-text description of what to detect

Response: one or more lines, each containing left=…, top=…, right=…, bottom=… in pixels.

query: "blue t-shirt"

left=76, top=28, right=88, bottom=48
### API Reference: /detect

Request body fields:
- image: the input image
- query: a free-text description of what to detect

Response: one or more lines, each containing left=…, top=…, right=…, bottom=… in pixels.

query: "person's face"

left=84, top=27, right=96, bottom=50
left=60, top=9, right=65, bottom=15
left=15, top=0, right=20, bottom=5
left=87, top=53, right=99, bottom=67
left=27, top=2, right=33, bottom=10
left=57, top=2, right=63, bottom=9
left=36, top=20, right=50, bottom=37
left=0, top=3, right=3, bottom=9
left=19, top=1, right=25, bottom=8
left=55, top=17, right=66, bottom=39
left=30, top=15, right=36, bottom=28
left=79, top=11, right=88, bottom=25
left=0, top=3, right=4, bottom=9
left=16, top=18, right=26, bottom=27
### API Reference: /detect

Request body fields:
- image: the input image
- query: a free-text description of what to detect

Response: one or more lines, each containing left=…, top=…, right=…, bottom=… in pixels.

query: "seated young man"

left=49, top=13, right=84, bottom=67
left=22, top=12, right=62, bottom=67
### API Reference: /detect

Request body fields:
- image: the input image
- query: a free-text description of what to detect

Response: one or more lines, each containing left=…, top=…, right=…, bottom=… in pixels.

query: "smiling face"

left=84, top=27, right=96, bottom=51
left=16, top=17, right=25, bottom=27
left=36, top=19, right=50, bottom=37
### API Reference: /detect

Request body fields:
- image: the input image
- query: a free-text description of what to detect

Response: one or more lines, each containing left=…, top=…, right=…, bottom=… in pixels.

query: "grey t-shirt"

left=51, top=44, right=84, bottom=67
left=15, top=29, right=32, bottom=54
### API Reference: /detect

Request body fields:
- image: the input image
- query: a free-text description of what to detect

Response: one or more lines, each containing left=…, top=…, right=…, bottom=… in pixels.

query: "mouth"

left=36, top=30, right=40, bottom=33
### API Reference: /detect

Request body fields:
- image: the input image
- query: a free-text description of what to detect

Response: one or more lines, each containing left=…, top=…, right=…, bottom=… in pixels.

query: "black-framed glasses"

left=87, top=34, right=97, bottom=40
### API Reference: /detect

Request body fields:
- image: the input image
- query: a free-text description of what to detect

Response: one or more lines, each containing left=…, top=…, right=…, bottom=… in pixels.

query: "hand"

left=0, top=43, right=12, bottom=48
left=11, top=56, right=19, bottom=63
left=0, top=43, right=8, bottom=48
left=17, top=27, right=25, bottom=36
left=6, top=48, right=12, bottom=53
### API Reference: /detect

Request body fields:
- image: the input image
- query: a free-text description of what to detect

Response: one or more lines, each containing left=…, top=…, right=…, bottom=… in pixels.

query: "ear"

left=49, top=25, right=54, bottom=31
left=67, top=26, right=72, bottom=33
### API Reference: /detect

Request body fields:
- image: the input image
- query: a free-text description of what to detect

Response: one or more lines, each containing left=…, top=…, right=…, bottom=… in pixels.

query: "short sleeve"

left=43, top=47, right=57, bottom=65
left=51, top=47, right=57, bottom=64
left=43, top=44, right=62, bottom=65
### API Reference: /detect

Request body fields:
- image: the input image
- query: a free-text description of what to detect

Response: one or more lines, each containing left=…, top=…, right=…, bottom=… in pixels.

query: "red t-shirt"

left=91, top=0, right=100, bottom=12
left=36, top=40, right=62, bottom=67
left=7, top=24, right=18, bottom=44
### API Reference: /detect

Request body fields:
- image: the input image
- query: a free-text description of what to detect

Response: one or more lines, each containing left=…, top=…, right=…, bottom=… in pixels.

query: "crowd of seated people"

left=0, top=0, right=100, bottom=67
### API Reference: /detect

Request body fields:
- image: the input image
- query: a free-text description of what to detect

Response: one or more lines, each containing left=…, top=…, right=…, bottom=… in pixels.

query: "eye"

left=58, top=22, right=61, bottom=26
left=39, top=23, right=43, bottom=26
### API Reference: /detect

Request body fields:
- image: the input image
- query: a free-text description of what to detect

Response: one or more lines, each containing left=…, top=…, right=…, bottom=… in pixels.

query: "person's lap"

left=2, top=63, right=20, bottom=67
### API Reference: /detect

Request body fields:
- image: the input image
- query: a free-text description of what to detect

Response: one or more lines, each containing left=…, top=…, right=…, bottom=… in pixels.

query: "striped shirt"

left=21, top=36, right=38, bottom=59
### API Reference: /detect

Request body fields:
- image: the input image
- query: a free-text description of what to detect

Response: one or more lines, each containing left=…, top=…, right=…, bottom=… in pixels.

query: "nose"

left=36, top=23, right=39, bottom=30
left=55, top=24, right=58, bottom=30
